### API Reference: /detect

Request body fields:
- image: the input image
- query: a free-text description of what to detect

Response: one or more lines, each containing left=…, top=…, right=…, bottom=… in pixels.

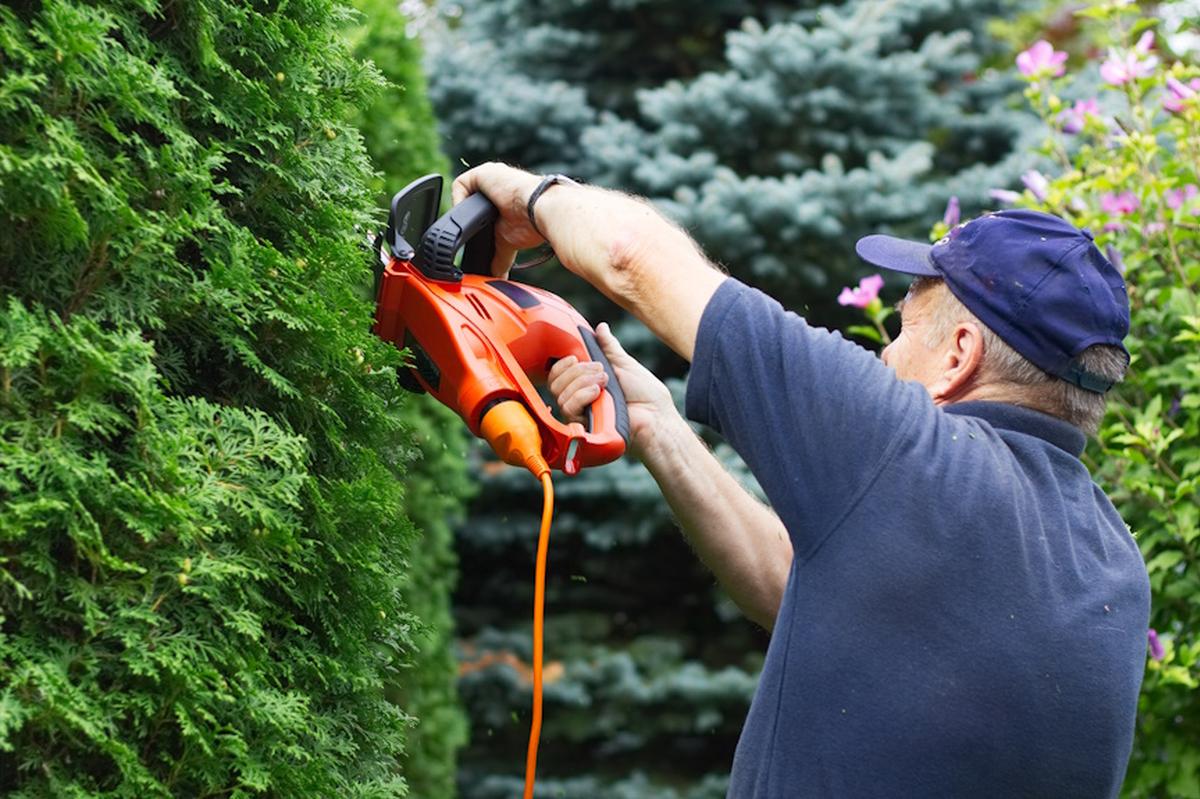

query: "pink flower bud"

left=1163, top=75, right=1197, bottom=114
left=1021, top=170, right=1050, bottom=201
left=1166, top=75, right=1195, bottom=98
left=943, top=196, right=961, bottom=227
left=1147, top=629, right=1164, bottom=661
left=989, top=188, right=1021, bottom=205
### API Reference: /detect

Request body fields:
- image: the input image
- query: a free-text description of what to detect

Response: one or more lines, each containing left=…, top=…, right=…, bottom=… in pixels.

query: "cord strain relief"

left=526, top=455, right=550, bottom=479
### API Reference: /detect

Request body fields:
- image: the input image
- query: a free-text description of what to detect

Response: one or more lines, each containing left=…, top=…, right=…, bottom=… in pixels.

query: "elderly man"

left=452, top=162, right=1150, bottom=798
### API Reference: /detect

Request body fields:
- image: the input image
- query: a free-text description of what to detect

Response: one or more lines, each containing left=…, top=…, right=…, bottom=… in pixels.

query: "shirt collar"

left=943, top=401, right=1087, bottom=457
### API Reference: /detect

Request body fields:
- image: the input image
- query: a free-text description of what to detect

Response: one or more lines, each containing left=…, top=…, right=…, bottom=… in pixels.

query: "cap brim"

left=855, top=235, right=940, bottom=277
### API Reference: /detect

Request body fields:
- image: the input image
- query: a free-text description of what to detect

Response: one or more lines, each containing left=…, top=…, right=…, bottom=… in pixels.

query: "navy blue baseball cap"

left=855, top=210, right=1130, bottom=393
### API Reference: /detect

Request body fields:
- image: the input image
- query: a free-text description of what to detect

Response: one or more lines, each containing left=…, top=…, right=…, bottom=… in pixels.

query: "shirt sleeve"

left=685, top=278, right=936, bottom=561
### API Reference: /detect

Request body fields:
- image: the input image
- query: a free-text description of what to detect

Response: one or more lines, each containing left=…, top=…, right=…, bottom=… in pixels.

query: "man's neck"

left=932, top=381, right=1022, bottom=407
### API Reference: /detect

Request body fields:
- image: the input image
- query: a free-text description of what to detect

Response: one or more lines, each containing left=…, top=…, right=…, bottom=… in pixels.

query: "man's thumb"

left=595, top=322, right=632, bottom=366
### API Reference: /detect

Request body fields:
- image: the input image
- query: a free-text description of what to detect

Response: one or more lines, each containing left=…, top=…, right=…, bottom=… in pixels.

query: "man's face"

left=880, top=282, right=948, bottom=394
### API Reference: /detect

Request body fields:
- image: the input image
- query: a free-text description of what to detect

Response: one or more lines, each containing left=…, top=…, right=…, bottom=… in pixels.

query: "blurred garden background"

left=0, top=0, right=1196, bottom=797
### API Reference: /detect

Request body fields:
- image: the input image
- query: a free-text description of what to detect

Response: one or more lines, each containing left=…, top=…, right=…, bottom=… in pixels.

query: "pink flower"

left=1147, top=629, right=1164, bottom=661
left=1100, top=191, right=1139, bottom=215
left=1165, top=183, right=1199, bottom=210
left=838, top=274, right=885, bottom=308
left=1017, top=40, right=1068, bottom=78
left=943, top=196, right=960, bottom=227
left=1059, top=98, right=1100, bottom=134
left=1101, top=48, right=1159, bottom=85
left=989, top=188, right=1021, bottom=205
left=1022, top=170, right=1050, bottom=201
left=1163, top=76, right=1200, bottom=114
left=1144, top=222, right=1166, bottom=236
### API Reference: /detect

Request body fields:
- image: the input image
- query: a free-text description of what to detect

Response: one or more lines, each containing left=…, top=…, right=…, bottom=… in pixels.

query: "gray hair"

left=908, top=277, right=1127, bottom=435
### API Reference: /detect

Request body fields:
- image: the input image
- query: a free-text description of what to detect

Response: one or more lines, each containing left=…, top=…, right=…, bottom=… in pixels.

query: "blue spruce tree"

left=427, top=0, right=1038, bottom=311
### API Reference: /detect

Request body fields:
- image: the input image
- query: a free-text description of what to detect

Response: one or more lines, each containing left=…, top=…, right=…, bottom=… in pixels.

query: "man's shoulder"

left=870, top=400, right=1142, bottom=583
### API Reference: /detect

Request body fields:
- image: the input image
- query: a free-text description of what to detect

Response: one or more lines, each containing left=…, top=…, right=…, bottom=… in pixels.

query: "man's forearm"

left=451, top=164, right=725, bottom=361
left=533, top=184, right=726, bottom=362
left=640, top=413, right=793, bottom=630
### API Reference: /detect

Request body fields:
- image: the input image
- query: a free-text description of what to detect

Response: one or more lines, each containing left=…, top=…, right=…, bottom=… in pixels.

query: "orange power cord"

left=523, top=472, right=554, bottom=799
left=477, top=400, right=557, bottom=799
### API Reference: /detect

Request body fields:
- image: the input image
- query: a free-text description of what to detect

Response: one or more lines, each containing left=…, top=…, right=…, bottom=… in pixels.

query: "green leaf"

left=1145, top=550, right=1185, bottom=574
left=846, top=324, right=882, bottom=343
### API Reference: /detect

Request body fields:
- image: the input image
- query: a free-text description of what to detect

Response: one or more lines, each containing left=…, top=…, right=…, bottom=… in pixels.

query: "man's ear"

left=929, top=321, right=986, bottom=403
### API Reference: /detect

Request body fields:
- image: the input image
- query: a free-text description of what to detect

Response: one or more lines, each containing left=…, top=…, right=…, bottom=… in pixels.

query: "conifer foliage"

left=349, top=1, right=473, bottom=795
left=1, top=1, right=454, bottom=794
left=427, top=0, right=1037, bottom=309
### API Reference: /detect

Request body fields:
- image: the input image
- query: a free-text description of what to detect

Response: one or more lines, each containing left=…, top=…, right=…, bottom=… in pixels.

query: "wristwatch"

left=526, top=173, right=580, bottom=238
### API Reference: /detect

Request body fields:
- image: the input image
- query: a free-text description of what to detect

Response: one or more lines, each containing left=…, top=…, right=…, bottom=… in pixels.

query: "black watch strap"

left=526, top=173, right=579, bottom=239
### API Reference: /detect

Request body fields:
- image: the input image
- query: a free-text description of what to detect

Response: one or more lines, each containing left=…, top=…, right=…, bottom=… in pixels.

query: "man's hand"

left=453, top=161, right=724, bottom=361
left=548, top=323, right=677, bottom=461
left=451, top=163, right=544, bottom=277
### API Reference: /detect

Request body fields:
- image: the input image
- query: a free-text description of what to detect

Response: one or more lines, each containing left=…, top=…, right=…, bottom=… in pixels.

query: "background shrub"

left=995, top=5, right=1200, bottom=795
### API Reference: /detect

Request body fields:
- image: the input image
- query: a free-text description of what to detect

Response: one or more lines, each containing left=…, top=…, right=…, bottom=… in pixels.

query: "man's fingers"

left=451, top=165, right=485, bottom=206
left=548, top=356, right=580, bottom=394
left=451, top=164, right=546, bottom=275
left=549, top=358, right=601, bottom=398
left=563, top=384, right=603, bottom=421
left=550, top=359, right=607, bottom=423
left=451, top=176, right=468, bottom=206
left=561, top=376, right=606, bottom=421
left=491, top=241, right=519, bottom=279
left=453, top=161, right=522, bottom=209
left=596, top=322, right=620, bottom=350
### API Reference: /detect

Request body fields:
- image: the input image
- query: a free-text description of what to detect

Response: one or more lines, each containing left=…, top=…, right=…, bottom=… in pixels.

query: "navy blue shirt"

left=685, top=279, right=1150, bottom=798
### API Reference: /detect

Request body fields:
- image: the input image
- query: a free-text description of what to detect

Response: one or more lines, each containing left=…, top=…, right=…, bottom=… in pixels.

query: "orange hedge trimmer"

left=370, top=174, right=629, bottom=798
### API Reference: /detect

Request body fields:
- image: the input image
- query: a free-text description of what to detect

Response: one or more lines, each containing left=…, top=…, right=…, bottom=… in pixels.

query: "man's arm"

left=548, top=323, right=793, bottom=630
left=455, top=163, right=792, bottom=625
left=641, top=413, right=793, bottom=631
left=451, top=163, right=725, bottom=362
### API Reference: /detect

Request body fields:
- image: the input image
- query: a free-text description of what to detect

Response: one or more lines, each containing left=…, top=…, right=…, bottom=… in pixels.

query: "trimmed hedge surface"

left=1, top=1, right=459, bottom=795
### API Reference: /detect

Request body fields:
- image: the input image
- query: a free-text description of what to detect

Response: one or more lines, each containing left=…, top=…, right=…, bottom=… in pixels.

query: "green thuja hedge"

left=349, top=2, right=473, bottom=795
left=0, top=0, right=459, bottom=794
